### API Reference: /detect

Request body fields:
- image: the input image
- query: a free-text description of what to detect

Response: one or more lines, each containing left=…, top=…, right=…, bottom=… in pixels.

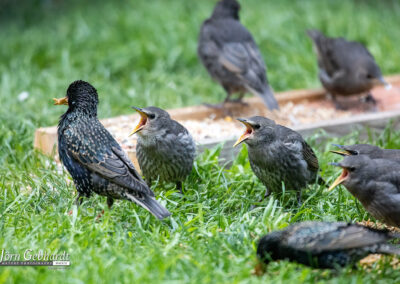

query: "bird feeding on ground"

left=54, top=80, right=171, bottom=220
left=198, top=0, right=279, bottom=110
left=257, top=221, right=400, bottom=269
left=130, top=106, right=196, bottom=194
left=329, top=155, right=400, bottom=227
left=233, top=116, right=321, bottom=203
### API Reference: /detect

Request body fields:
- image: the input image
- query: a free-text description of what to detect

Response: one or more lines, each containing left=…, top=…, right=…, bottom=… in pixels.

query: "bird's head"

left=212, top=0, right=240, bottom=20
left=53, top=80, right=98, bottom=115
left=130, top=106, right=171, bottom=137
left=233, top=116, right=276, bottom=147
left=361, top=60, right=391, bottom=90
left=330, top=144, right=379, bottom=157
left=257, top=231, right=283, bottom=264
left=328, top=155, right=372, bottom=192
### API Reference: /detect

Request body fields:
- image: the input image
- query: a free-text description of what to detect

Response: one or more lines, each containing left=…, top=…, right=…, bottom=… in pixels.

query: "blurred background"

left=1, top=0, right=400, bottom=127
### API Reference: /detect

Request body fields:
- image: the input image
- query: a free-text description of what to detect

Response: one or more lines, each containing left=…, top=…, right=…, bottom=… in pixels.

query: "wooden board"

left=34, top=74, right=400, bottom=169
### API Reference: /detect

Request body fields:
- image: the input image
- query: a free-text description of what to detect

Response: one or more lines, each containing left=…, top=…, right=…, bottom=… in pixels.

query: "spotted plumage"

left=198, top=0, right=279, bottom=110
left=234, top=116, right=320, bottom=201
left=257, top=221, right=400, bottom=269
left=131, top=106, right=196, bottom=193
left=56, top=80, right=170, bottom=220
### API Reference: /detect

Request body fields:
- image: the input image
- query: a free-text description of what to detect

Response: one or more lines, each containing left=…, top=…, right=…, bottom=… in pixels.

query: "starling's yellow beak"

left=329, top=150, right=351, bottom=156
left=233, top=118, right=253, bottom=147
left=130, top=107, right=148, bottom=136
left=328, top=166, right=349, bottom=191
left=53, top=97, right=68, bottom=105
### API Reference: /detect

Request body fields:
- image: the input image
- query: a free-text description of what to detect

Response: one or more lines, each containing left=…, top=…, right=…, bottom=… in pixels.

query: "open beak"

left=53, top=97, right=68, bottom=105
left=233, top=118, right=254, bottom=147
left=328, top=163, right=349, bottom=191
left=129, top=106, right=148, bottom=136
left=329, top=150, right=351, bottom=156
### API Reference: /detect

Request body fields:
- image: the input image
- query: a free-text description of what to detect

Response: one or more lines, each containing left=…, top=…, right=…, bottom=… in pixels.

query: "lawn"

left=1, top=0, right=400, bottom=283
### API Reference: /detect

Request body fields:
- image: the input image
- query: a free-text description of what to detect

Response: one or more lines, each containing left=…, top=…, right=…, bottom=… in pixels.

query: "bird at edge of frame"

left=54, top=80, right=171, bottom=220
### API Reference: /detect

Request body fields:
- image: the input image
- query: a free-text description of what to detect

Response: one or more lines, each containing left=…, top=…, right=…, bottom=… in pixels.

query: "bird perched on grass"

left=198, top=0, right=279, bottom=110
left=257, top=221, right=400, bottom=269
left=330, top=143, right=400, bottom=163
left=329, top=155, right=400, bottom=227
left=130, top=106, right=196, bottom=194
left=233, top=116, right=321, bottom=202
left=54, top=80, right=170, bottom=220
left=307, top=29, right=390, bottom=109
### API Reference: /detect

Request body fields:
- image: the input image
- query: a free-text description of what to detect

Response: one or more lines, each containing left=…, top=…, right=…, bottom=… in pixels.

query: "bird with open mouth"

left=330, top=143, right=400, bottom=163
left=130, top=106, right=196, bottom=194
left=329, top=155, right=400, bottom=227
left=55, top=80, right=171, bottom=220
left=233, top=116, right=322, bottom=203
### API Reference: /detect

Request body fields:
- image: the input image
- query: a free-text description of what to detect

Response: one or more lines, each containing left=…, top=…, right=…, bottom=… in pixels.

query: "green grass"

left=1, top=0, right=400, bottom=282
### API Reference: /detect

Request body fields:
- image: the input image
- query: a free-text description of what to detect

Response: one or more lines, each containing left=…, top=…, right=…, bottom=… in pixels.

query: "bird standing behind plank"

left=329, top=155, right=400, bottom=227
left=257, top=221, right=400, bottom=269
left=307, top=29, right=390, bottom=109
left=233, top=116, right=321, bottom=203
left=130, top=106, right=196, bottom=194
left=330, top=143, right=400, bottom=163
left=198, top=0, right=279, bottom=110
left=54, top=80, right=170, bottom=220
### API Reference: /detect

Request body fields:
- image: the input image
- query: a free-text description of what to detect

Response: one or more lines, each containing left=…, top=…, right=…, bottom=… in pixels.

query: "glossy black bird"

left=330, top=143, right=400, bottom=163
left=233, top=116, right=320, bottom=202
left=307, top=29, right=390, bottom=108
left=257, top=221, right=400, bottom=269
left=130, top=106, right=196, bottom=194
left=55, top=80, right=171, bottom=220
left=329, top=155, right=400, bottom=227
left=198, top=0, right=279, bottom=110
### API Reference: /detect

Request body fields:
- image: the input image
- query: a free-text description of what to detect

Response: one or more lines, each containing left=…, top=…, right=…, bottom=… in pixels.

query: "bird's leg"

left=69, top=193, right=84, bottom=215
left=258, top=187, right=270, bottom=202
left=226, top=93, right=249, bottom=106
left=176, top=181, right=183, bottom=195
left=332, top=95, right=348, bottom=110
left=363, top=93, right=377, bottom=105
left=107, top=197, right=114, bottom=209
left=296, top=191, right=302, bottom=206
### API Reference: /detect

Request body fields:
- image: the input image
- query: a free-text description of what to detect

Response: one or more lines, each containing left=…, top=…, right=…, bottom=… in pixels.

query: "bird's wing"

left=301, top=141, right=319, bottom=172
left=66, top=125, right=153, bottom=196
left=287, top=223, right=390, bottom=253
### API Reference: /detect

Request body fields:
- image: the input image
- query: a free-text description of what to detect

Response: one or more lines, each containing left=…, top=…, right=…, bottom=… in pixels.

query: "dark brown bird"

left=198, top=0, right=279, bottom=110
left=330, top=143, right=400, bottom=163
left=233, top=116, right=321, bottom=202
left=130, top=106, right=196, bottom=194
left=257, top=221, right=400, bottom=269
left=329, top=155, right=400, bottom=227
left=55, top=80, right=171, bottom=220
left=307, top=29, right=390, bottom=109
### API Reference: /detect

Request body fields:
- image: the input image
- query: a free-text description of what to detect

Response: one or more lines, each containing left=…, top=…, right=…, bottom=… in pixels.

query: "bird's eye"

left=148, top=114, right=156, bottom=119
left=366, top=74, right=373, bottom=79
left=348, top=167, right=356, bottom=172
left=253, top=124, right=261, bottom=130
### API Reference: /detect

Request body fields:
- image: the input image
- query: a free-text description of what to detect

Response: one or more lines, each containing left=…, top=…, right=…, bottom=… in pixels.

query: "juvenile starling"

left=198, top=0, right=279, bottom=110
left=329, top=155, right=400, bottom=227
left=55, top=80, right=171, bottom=220
left=233, top=116, right=320, bottom=201
left=257, top=221, right=400, bottom=269
left=307, top=29, right=390, bottom=108
left=330, top=143, right=400, bottom=163
left=130, top=106, right=196, bottom=194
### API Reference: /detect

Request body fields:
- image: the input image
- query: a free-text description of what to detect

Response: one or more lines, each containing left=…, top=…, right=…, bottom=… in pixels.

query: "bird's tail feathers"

left=250, top=85, right=279, bottom=110
left=376, top=244, right=400, bottom=256
left=127, top=193, right=171, bottom=220
left=306, top=29, right=323, bottom=42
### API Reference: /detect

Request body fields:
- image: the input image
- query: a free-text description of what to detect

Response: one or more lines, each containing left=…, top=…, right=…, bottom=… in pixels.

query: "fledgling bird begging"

left=330, top=143, right=400, bottom=163
left=307, top=29, right=390, bottom=109
left=54, top=80, right=171, bottom=220
left=329, top=155, right=400, bottom=227
left=234, top=116, right=320, bottom=202
left=257, top=221, right=400, bottom=269
left=130, top=106, right=196, bottom=194
left=198, top=0, right=279, bottom=110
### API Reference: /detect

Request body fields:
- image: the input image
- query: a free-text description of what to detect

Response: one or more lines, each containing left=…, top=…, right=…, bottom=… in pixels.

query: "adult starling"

left=257, top=221, right=400, bottom=269
left=130, top=106, right=196, bottom=194
left=330, top=143, right=400, bottom=163
left=233, top=116, right=320, bottom=202
left=198, top=0, right=279, bottom=110
left=54, top=80, right=171, bottom=220
left=329, top=155, right=400, bottom=227
left=307, top=29, right=390, bottom=108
